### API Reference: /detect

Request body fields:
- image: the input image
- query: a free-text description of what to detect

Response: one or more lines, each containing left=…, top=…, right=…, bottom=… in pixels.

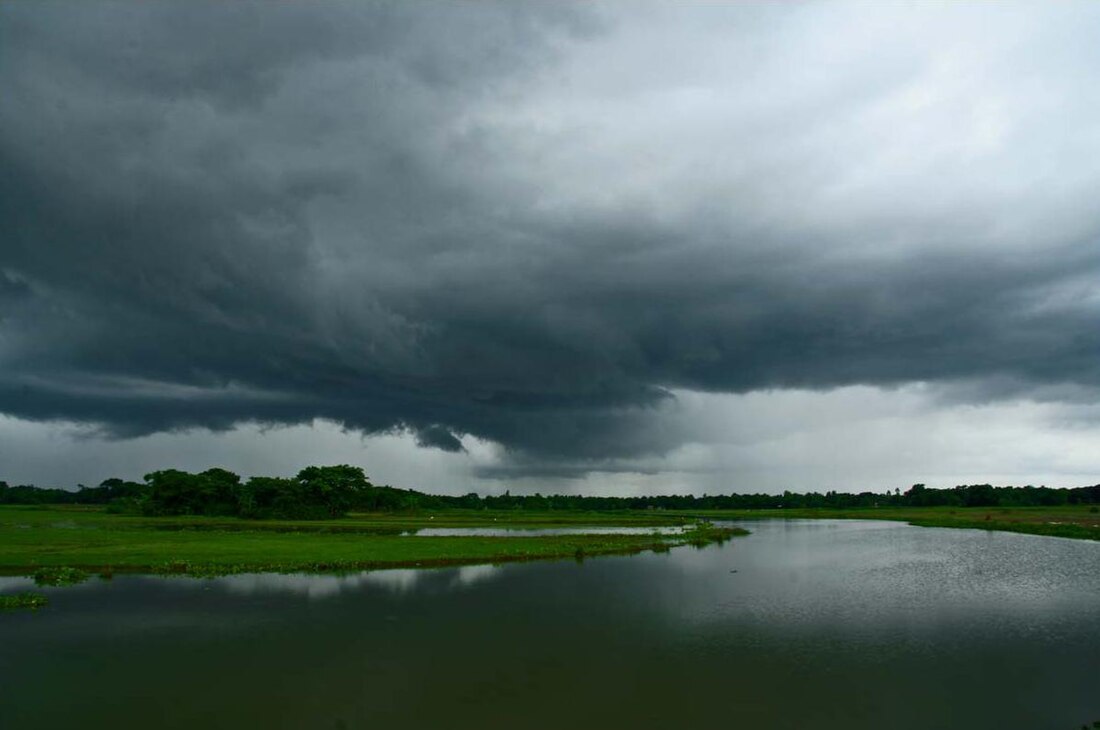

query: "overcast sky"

left=2, top=1, right=1099, bottom=493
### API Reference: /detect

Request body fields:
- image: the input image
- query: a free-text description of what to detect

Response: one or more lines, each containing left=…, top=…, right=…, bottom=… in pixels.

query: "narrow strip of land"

left=0, top=506, right=742, bottom=577
left=678, top=505, right=1100, bottom=541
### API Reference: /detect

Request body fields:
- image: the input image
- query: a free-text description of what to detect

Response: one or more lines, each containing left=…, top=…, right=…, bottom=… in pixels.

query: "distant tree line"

left=2, top=472, right=1099, bottom=518
left=0, top=465, right=373, bottom=519
left=448, top=483, right=1100, bottom=510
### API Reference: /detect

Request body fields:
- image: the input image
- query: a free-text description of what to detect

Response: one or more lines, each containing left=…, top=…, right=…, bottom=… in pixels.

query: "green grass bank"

left=0, top=505, right=743, bottom=577
left=677, top=504, right=1100, bottom=541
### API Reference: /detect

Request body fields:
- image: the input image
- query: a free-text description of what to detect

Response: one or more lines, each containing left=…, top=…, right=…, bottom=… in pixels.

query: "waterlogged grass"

left=0, top=592, right=48, bottom=611
left=0, top=506, right=745, bottom=577
left=33, top=566, right=90, bottom=586
left=678, top=505, right=1100, bottom=541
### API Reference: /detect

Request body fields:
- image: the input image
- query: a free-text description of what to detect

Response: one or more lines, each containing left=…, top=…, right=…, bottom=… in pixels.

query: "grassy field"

left=678, top=504, right=1100, bottom=541
left=0, top=505, right=741, bottom=577
left=0, top=504, right=696, bottom=532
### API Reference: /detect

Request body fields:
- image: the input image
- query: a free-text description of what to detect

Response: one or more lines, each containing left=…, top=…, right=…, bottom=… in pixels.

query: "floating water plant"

left=0, top=592, right=48, bottom=611
left=33, top=566, right=89, bottom=586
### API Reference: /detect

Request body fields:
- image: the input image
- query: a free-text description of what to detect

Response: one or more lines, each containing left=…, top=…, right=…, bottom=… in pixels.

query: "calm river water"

left=1, top=519, right=1098, bottom=729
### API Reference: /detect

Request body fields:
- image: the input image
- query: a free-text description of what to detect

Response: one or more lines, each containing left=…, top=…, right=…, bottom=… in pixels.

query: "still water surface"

left=410, top=525, right=689, bottom=536
left=1, top=519, right=1098, bottom=729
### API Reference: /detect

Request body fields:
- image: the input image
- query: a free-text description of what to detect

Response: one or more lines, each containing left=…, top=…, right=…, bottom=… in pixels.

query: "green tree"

left=296, top=465, right=370, bottom=517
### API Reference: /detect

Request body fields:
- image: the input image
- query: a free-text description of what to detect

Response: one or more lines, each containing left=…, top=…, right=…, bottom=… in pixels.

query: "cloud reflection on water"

left=216, top=564, right=503, bottom=599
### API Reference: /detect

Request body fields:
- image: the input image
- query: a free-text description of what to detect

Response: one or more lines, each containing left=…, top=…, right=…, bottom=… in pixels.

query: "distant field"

left=680, top=505, right=1100, bottom=541
left=0, top=505, right=739, bottom=577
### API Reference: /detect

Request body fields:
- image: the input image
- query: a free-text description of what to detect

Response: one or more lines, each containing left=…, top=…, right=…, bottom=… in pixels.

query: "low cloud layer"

left=2, top=2, right=1099, bottom=481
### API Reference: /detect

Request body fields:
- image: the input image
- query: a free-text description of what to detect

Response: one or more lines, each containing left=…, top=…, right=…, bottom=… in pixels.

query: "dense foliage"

left=0, top=465, right=373, bottom=519
left=2, top=472, right=1099, bottom=517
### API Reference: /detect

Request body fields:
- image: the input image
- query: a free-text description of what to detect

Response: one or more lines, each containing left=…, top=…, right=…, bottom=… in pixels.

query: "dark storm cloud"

left=414, top=425, right=465, bottom=454
left=2, top=2, right=1099, bottom=472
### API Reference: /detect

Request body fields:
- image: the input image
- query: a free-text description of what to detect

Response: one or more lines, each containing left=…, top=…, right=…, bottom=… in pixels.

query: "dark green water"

left=2, top=520, right=1098, bottom=729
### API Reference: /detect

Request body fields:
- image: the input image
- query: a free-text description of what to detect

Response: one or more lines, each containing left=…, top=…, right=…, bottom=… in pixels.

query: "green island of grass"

left=0, top=505, right=745, bottom=578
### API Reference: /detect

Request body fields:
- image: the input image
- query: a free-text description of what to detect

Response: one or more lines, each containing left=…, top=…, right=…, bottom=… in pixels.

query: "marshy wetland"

left=2, top=513, right=1098, bottom=729
left=0, top=505, right=742, bottom=577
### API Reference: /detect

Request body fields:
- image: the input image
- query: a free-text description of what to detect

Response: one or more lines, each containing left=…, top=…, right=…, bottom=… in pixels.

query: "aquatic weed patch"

left=0, top=592, right=48, bottom=611
left=681, top=522, right=745, bottom=548
left=33, top=566, right=89, bottom=586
